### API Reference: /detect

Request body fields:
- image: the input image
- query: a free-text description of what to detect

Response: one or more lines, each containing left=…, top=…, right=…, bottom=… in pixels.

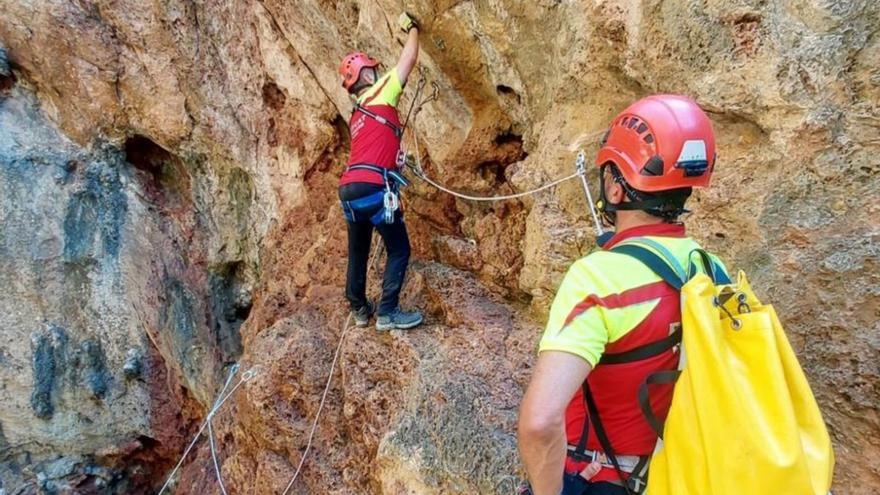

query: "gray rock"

left=122, top=348, right=143, bottom=380
left=81, top=340, right=109, bottom=400
left=30, top=333, right=56, bottom=419
left=0, top=45, right=10, bottom=78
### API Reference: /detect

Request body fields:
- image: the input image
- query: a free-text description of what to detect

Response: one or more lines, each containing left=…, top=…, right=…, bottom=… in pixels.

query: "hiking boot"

left=375, top=307, right=423, bottom=331
left=352, top=300, right=375, bottom=328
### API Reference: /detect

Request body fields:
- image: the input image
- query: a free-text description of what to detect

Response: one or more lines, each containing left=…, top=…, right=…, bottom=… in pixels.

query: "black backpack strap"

left=637, top=370, right=682, bottom=438
left=599, top=326, right=682, bottom=365
left=569, top=411, right=592, bottom=462
left=582, top=381, right=637, bottom=495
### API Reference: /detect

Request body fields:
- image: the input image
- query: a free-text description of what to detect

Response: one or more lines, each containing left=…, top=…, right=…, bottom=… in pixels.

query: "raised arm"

left=396, top=13, right=420, bottom=85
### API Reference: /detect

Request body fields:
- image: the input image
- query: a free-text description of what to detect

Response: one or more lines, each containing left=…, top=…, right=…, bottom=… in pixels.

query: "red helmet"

left=339, top=52, right=379, bottom=91
left=595, top=94, right=716, bottom=192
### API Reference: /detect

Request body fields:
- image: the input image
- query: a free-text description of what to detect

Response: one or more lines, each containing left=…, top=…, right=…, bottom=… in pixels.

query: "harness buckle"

left=627, top=475, right=647, bottom=493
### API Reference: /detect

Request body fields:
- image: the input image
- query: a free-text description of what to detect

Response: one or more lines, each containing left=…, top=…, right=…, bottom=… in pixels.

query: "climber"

left=517, top=95, right=723, bottom=495
left=337, top=12, right=424, bottom=331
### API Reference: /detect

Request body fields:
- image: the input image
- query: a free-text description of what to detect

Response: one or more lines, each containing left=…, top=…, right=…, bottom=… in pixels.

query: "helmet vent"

left=644, top=134, right=654, bottom=144
left=628, top=118, right=639, bottom=129
left=641, top=155, right=664, bottom=176
left=636, top=123, right=648, bottom=134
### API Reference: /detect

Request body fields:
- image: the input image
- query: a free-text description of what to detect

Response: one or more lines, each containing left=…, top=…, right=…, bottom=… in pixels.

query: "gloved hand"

left=398, top=12, right=419, bottom=33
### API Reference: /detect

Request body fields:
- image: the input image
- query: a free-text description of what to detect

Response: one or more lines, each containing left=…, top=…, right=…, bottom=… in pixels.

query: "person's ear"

left=605, top=175, right=625, bottom=204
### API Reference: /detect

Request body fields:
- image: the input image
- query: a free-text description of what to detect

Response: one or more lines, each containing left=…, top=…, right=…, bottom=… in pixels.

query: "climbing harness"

left=342, top=74, right=431, bottom=226
left=341, top=164, right=409, bottom=225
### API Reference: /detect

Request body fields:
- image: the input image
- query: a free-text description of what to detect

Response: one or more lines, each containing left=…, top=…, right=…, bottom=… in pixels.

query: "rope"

left=208, top=420, right=228, bottom=495
left=281, top=313, right=354, bottom=495
left=413, top=169, right=582, bottom=202
left=157, top=73, right=607, bottom=494
left=407, top=93, right=605, bottom=203
left=280, top=238, right=381, bottom=494
left=158, top=364, right=259, bottom=495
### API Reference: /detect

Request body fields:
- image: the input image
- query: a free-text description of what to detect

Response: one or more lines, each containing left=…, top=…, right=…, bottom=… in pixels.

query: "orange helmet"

left=595, top=94, right=716, bottom=192
left=339, top=52, right=379, bottom=92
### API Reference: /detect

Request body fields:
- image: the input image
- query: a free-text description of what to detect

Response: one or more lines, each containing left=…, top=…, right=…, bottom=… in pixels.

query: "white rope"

left=158, top=364, right=259, bottom=495
left=280, top=237, right=383, bottom=494
left=414, top=169, right=582, bottom=201
left=156, top=78, right=607, bottom=495
left=280, top=313, right=354, bottom=495
left=208, top=420, right=228, bottom=495
left=409, top=104, right=605, bottom=203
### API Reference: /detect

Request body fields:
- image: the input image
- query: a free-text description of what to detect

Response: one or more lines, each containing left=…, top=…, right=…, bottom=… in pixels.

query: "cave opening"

left=123, top=135, right=191, bottom=210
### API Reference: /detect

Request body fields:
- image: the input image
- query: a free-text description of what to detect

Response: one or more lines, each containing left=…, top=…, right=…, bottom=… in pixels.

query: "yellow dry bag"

left=613, top=240, right=834, bottom=495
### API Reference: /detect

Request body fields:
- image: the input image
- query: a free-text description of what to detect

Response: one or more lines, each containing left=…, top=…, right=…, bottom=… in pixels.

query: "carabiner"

left=383, top=190, right=399, bottom=224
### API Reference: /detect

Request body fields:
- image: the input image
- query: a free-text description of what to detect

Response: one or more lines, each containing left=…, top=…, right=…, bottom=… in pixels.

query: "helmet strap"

left=596, top=165, right=617, bottom=227
left=600, top=164, right=692, bottom=222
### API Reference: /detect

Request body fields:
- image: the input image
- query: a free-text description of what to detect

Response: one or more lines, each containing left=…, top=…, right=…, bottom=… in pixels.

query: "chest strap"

left=354, top=104, right=403, bottom=139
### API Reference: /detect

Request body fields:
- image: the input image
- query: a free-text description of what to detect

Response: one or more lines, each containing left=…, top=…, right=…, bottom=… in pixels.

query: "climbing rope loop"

left=158, top=363, right=260, bottom=495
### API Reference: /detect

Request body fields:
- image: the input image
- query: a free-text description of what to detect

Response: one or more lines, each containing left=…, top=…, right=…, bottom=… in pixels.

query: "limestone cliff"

left=0, top=1, right=877, bottom=494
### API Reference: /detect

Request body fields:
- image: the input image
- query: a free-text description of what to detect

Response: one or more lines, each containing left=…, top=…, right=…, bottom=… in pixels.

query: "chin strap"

left=597, top=165, right=691, bottom=224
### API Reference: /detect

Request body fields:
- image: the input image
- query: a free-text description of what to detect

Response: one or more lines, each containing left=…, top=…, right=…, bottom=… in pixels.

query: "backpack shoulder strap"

left=687, top=248, right=731, bottom=285
left=611, top=238, right=686, bottom=291
left=599, top=238, right=685, bottom=366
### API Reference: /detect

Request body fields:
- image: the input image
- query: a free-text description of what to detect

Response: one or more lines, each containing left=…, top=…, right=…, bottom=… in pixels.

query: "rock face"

left=0, top=1, right=878, bottom=494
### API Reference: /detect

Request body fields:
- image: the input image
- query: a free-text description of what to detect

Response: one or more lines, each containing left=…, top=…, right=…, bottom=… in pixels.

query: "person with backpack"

left=517, top=95, right=725, bottom=495
left=337, top=12, right=423, bottom=331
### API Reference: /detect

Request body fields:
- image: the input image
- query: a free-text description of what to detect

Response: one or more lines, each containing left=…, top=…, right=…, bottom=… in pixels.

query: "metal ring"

left=737, top=293, right=751, bottom=313
left=242, top=369, right=257, bottom=381
left=731, top=319, right=743, bottom=330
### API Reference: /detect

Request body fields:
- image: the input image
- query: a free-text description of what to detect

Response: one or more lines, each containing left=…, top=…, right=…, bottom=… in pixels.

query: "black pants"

left=340, top=182, right=411, bottom=316
left=563, top=474, right=628, bottom=495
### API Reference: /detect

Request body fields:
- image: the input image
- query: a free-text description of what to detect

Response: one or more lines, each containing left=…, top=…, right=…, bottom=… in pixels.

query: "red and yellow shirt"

left=340, top=68, right=404, bottom=187
left=539, top=223, right=726, bottom=482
